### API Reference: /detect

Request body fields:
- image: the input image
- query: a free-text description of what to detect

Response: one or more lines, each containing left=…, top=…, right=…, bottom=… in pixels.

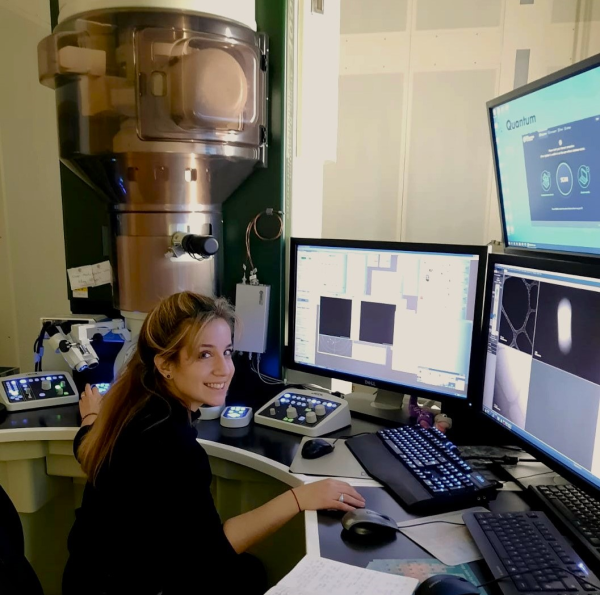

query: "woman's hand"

left=293, top=479, right=366, bottom=513
left=79, top=384, right=102, bottom=426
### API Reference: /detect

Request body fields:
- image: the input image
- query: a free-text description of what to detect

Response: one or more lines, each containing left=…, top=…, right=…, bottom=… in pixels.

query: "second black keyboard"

left=464, top=511, right=600, bottom=595
left=530, top=484, right=600, bottom=567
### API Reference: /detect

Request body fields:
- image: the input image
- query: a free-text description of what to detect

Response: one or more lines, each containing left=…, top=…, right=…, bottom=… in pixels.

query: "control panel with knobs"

left=254, top=388, right=351, bottom=437
left=0, top=372, right=79, bottom=411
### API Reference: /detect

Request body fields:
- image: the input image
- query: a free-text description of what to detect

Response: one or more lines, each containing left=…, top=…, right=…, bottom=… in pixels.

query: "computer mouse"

left=301, top=438, right=334, bottom=459
left=416, top=575, right=480, bottom=595
left=341, top=508, right=399, bottom=538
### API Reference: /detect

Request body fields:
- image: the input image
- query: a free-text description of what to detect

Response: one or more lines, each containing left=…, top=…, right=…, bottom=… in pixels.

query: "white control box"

left=234, top=283, right=270, bottom=353
left=0, top=371, right=79, bottom=411
left=254, top=388, right=351, bottom=437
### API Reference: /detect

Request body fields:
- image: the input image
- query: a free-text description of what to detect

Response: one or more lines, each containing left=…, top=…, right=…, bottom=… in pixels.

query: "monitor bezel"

left=487, top=51, right=600, bottom=260
left=287, top=237, right=488, bottom=405
left=477, top=252, right=600, bottom=497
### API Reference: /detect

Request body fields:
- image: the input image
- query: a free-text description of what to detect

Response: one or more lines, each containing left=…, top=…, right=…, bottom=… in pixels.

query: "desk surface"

left=0, top=403, right=563, bottom=584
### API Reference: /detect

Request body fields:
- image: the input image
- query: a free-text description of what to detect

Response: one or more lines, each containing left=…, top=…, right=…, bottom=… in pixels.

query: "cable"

left=33, top=321, right=52, bottom=372
left=463, top=455, right=537, bottom=464
left=395, top=519, right=465, bottom=531
left=251, top=353, right=285, bottom=385
left=244, top=208, right=284, bottom=284
left=331, top=432, right=372, bottom=446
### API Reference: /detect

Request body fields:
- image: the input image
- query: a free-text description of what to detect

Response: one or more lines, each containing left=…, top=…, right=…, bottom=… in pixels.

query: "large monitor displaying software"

left=288, top=239, right=487, bottom=401
left=482, top=254, right=600, bottom=492
left=488, top=53, right=600, bottom=256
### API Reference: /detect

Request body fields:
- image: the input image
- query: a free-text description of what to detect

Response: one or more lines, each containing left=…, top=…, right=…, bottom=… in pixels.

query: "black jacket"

left=63, top=396, right=240, bottom=595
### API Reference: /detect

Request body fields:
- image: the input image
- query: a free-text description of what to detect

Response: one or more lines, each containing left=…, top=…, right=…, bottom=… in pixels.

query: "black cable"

left=396, top=519, right=465, bottom=530
left=33, top=321, right=51, bottom=372
left=463, top=455, right=537, bottom=464
left=331, top=432, right=372, bottom=446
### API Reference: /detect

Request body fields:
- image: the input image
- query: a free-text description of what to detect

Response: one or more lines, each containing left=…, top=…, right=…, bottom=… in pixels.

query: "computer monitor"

left=488, top=52, right=600, bottom=257
left=481, top=253, right=600, bottom=493
left=288, top=239, right=487, bottom=402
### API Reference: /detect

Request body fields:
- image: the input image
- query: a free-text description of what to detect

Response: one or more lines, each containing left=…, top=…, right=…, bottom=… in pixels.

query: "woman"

left=63, top=291, right=365, bottom=595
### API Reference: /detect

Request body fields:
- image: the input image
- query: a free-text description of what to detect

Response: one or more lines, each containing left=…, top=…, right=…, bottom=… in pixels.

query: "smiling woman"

left=64, top=291, right=365, bottom=595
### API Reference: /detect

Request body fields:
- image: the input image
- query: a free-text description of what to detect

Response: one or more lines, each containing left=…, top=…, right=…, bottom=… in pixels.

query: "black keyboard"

left=345, top=426, right=498, bottom=513
left=464, top=511, right=600, bottom=595
left=531, top=484, right=600, bottom=567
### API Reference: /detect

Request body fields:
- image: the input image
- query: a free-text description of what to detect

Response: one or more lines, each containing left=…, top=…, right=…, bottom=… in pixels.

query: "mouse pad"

left=289, top=437, right=370, bottom=479
left=367, top=558, right=487, bottom=595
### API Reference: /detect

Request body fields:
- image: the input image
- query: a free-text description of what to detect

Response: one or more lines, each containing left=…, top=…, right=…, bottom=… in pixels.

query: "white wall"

left=0, top=0, right=70, bottom=372
left=293, top=0, right=600, bottom=245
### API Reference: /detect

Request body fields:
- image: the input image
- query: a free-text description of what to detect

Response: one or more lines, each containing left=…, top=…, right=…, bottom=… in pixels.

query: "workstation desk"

left=0, top=404, right=564, bottom=595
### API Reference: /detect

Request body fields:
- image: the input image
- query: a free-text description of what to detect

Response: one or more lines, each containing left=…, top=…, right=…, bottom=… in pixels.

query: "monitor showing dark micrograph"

left=482, top=259, right=600, bottom=491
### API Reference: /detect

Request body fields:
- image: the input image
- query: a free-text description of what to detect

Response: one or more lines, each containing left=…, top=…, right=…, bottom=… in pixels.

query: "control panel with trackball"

left=254, top=388, right=351, bottom=437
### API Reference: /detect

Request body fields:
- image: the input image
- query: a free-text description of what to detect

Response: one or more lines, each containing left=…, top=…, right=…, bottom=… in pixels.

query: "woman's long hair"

left=78, top=291, right=236, bottom=485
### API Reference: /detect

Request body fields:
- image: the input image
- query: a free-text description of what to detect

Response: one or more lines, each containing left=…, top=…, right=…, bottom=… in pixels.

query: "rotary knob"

left=269, top=408, right=276, bottom=416
left=286, top=406, right=298, bottom=419
left=41, top=380, right=51, bottom=391
left=274, top=399, right=281, bottom=407
left=315, top=404, right=326, bottom=417
left=306, top=411, right=317, bottom=424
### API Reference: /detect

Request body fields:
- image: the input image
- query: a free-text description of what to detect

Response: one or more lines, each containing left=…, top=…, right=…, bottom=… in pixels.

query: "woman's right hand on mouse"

left=292, top=479, right=366, bottom=512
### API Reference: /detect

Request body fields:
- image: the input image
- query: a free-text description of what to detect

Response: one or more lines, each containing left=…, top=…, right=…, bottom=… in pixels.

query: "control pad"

left=254, top=388, right=351, bottom=437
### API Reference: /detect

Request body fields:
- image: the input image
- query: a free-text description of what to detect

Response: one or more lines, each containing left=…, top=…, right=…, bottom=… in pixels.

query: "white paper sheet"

left=67, top=265, right=94, bottom=290
left=265, top=556, right=418, bottom=595
left=397, top=506, right=487, bottom=566
left=92, top=260, right=112, bottom=286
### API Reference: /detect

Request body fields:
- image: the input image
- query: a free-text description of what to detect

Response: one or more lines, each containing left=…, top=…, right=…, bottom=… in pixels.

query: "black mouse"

left=301, top=438, right=334, bottom=459
left=416, top=575, right=480, bottom=595
left=341, top=508, right=399, bottom=538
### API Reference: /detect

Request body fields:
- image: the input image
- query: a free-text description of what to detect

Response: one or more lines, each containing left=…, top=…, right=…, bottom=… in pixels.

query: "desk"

left=0, top=405, right=558, bottom=595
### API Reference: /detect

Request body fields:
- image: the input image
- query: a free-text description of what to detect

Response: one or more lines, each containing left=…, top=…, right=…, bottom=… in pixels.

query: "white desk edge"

left=0, top=426, right=382, bottom=558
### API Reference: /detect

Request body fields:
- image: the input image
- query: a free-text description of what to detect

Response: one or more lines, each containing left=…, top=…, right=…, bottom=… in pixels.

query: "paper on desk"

left=397, top=506, right=487, bottom=566
left=265, top=555, right=418, bottom=595
left=367, top=558, right=487, bottom=595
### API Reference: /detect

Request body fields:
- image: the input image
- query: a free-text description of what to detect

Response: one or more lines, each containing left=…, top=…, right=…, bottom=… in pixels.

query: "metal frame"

left=287, top=237, right=489, bottom=405
left=476, top=252, right=600, bottom=497
left=487, top=51, right=600, bottom=261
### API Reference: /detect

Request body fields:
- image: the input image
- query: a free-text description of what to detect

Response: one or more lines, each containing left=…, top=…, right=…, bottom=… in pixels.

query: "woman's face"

left=170, top=318, right=235, bottom=411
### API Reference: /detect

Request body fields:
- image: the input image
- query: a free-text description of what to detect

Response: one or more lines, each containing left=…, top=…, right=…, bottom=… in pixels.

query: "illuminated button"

left=305, top=407, right=312, bottom=412
left=315, top=404, right=326, bottom=417
left=286, top=406, right=298, bottom=419
left=298, top=416, right=305, bottom=422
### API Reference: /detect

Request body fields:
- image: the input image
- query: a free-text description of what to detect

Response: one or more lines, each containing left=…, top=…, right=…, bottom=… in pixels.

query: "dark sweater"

left=62, top=396, right=248, bottom=595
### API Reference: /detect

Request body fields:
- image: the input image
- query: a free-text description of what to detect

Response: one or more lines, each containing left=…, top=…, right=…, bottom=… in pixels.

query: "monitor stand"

left=345, top=389, right=409, bottom=423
